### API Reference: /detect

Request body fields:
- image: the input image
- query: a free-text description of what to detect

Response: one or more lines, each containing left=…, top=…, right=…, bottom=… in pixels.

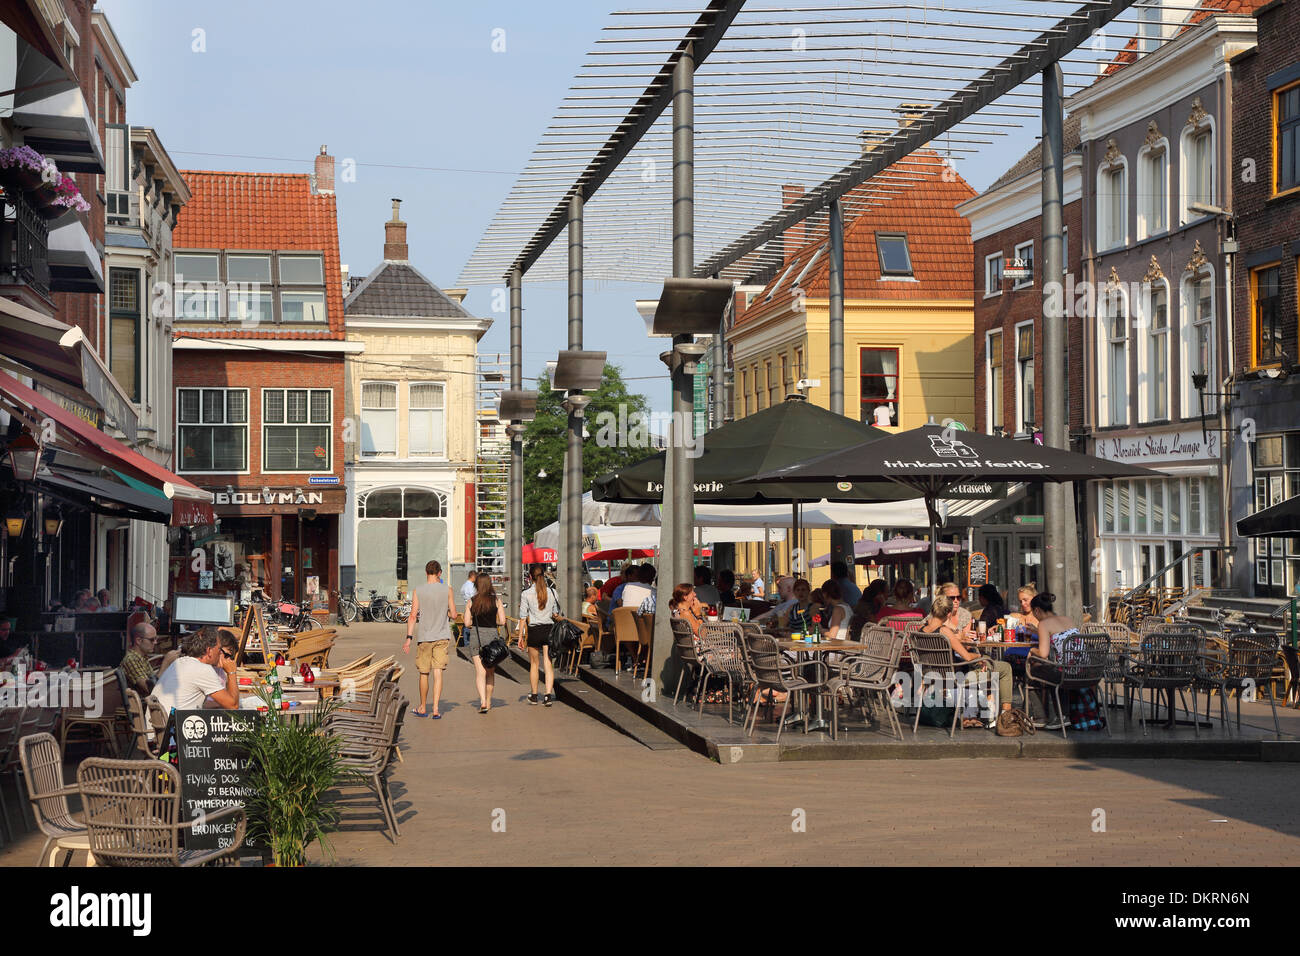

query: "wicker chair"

left=828, top=625, right=905, bottom=739
left=905, top=631, right=991, bottom=738
left=1023, top=632, right=1112, bottom=739
left=328, top=693, right=405, bottom=841
left=18, top=733, right=91, bottom=866
left=740, top=630, right=828, bottom=741
left=121, top=689, right=166, bottom=759
left=633, top=612, right=654, bottom=681
left=611, top=607, right=643, bottom=675
left=1081, top=624, right=1132, bottom=712
left=76, top=757, right=245, bottom=866
left=60, top=670, right=122, bottom=757
left=697, top=622, right=753, bottom=726
left=669, top=619, right=702, bottom=705
left=1197, top=633, right=1283, bottom=738
left=1121, top=631, right=1202, bottom=736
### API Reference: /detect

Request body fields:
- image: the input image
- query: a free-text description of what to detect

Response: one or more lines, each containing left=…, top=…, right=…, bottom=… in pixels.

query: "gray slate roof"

left=345, top=261, right=474, bottom=318
left=987, top=113, right=1083, bottom=193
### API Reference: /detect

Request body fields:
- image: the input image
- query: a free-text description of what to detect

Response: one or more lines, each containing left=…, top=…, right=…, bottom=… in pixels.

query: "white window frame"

left=1136, top=137, right=1170, bottom=240
left=1014, top=320, right=1036, bottom=436
left=984, top=251, right=1004, bottom=298
left=1180, top=266, right=1217, bottom=417
left=986, top=329, right=1004, bottom=434
left=176, top=387, right=250, bottom=475
left=1136, top=279, right=1172, bottom=423
left=1098, top=289, right=1131, bottom=428
left=1097, top=159, right=1129, bottom=252
left=359, top=380, right=398, bottom=457
left=1012, top=240, right=1034, bottom=290
left=261, top=387, right=333, bottom=474
left=407, top=381, right=447, bottom=459
left=1179, top=117, right=1216, bottom=226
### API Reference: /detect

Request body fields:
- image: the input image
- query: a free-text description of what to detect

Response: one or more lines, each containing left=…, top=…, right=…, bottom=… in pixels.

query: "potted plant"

left=236, top=691, right=354, bottom=867
left=0, top=145, right=56, bottom=193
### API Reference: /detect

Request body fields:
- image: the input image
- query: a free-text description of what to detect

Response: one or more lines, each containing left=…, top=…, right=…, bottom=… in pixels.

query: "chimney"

left=313, top=145, right=334, bottom=195
left=384, top=198, right=408, bottom=262
left=894, top=103, right=932, bottom=130
left=858, top=128, right=891, bottom=155
left=781, top=184, right=805, bottom=265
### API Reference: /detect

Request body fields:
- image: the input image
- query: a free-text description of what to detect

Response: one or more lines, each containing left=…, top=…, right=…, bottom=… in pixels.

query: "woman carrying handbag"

left=517, top=566, right=559, bottom=706
left=464, top=575, right=507, bottom=714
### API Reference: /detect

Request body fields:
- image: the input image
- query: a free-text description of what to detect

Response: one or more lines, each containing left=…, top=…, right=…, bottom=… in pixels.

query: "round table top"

left=778, top=639, right=869, bottom=653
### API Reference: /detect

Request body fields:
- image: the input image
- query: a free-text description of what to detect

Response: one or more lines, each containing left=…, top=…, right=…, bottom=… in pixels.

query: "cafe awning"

left=112, top=468, right=216, bottom=526
left=0, top=368, right=211, bottom=504
left=0, top=297, right=137, bottom=441
left=36, top=467, right=171, bottom=524
left=1236, top=496, right=1300, bottom=538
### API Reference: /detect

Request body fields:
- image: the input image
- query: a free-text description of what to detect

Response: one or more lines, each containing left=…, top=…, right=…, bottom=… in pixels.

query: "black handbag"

left=552, top=619, right=582, bottom=653
left=479, top=636, right=509, bottom=668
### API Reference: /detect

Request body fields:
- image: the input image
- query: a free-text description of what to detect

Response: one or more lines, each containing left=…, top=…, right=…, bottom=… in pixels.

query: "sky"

left=99, top=0, right=1038, bottom=406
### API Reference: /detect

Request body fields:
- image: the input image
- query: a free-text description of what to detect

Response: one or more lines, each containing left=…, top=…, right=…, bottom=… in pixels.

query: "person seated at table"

left=0, top=618, right=23, bottom=657
left=976, top=584, right=1007, bottom=627
left=820, top=579, right=854, bottom=640
left=933, top=581, right=972, bottom=631
left=829, top=560, right=863, bottom=606
left=96, top=588, right=117, bottom=612
left=693, top=566, right=721, bottom=608
left=923, top=593, right=1013, bottom=729
left=120, top=622, right=159, bottom=696
left=737, top=581, right=754, bottom=601
left=753, top=575, right=797, bottom=623
left=620, top=564, right=656, bottom=611
left=889, top=578, right=917, bottom=610
left=581, top=585, right=601, bottom=619
left=1015, top=585, right=1037, bottom=619
left=150, top=627, right=239, bottom=714
left=668, top=583, right=705, bottom=636
left=859, top=579, right=888, bottom=621
left=1026, top=592, right=1101, bottom=732
left=716, top=569, right=739, bottom=608
left=781, top=579, right=820, bottom=633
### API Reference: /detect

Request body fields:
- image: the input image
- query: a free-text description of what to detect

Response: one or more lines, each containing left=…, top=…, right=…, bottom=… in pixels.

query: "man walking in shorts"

left=403, top=560, right=456, bottom=718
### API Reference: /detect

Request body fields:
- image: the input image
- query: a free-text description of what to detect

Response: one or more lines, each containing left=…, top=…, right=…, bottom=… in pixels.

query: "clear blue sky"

left=100, top=0, right=1034, bottom=403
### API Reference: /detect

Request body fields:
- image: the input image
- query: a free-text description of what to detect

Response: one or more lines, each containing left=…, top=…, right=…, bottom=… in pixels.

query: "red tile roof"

left=173, top=171, right=345, bottom=340
left=735, top=150, right=976, bottom=329
left=1102, top=0, right=1269, bottom=77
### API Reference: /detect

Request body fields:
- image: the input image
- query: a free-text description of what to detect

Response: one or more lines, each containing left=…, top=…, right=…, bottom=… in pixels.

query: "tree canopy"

left=523, top=364, right=653, bottom=539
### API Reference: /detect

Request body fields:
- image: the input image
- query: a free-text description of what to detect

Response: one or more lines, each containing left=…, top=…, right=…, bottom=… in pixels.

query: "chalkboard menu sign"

left=175, top=710, right=260, bottom=854
left=967, top=552, right=990, bottom=588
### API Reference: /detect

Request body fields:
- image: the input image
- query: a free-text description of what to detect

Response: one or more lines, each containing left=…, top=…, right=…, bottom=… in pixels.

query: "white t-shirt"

left=619, top=583, right=653, bottom=610
left=461, top=579, right=477, bottom=603
left=151, top=656, right=227, bottom=714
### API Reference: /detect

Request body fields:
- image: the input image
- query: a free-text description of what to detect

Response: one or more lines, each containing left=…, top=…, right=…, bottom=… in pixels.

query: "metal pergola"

left=461, top=0, right=1211, bottom=690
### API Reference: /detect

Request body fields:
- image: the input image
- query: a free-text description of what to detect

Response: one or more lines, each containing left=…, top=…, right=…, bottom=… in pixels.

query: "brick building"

left=1066, top=2, right=1265, bottom=601
left=955, top=115, right=1086, bottom=598
left=169, top=149, right=363, bottom=614
left=1227, top=0, right=1300, bottom=598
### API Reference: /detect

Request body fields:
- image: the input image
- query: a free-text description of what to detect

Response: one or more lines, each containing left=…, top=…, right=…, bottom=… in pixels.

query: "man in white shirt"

left=754, top=576, right=797, bottom=622
left=460, top=570, right=478, bottom=605
left=619, top=565, right=655, bottom=610
left=151, top=627, right=239, bottom=713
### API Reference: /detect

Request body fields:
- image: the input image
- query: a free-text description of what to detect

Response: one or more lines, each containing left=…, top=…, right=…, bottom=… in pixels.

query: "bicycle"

left=335, top=589, right=358, bottom=626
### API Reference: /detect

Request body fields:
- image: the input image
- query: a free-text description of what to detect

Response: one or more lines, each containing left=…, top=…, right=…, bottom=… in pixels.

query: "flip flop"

left=430, top=713, right=441, bottom=719
left=413, top=708, right=429, bottom=718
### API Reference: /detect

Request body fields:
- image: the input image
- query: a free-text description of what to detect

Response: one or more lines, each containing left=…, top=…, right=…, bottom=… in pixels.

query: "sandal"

left=413, top=708, right=429, bottom=718
left=962, top=717, right=984, bottom=729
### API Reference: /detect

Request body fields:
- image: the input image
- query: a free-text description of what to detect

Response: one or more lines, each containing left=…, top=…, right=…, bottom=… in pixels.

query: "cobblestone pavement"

left=3, top=622, right=1298, bottom=867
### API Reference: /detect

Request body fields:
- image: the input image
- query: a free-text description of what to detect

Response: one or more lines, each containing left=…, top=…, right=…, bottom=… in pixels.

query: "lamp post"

left=6, top=429, right=40, bottom=483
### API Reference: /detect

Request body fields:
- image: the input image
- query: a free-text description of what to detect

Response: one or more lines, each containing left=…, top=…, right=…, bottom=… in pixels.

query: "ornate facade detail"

left=1186, top=97, right=1209, bottom=130
left=1185, top=239, right=1209, bottom=275
left=1142, top=255, right=1165, bottom=284
left=1143, top=120, right=1164, bottom=149
left=1103, top=138, right=1123, bottom=167
left=1106, top=266, right=1122, bottom=291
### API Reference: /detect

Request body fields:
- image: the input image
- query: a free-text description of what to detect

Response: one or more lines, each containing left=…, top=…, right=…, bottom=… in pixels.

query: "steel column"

left=508, top=270, right=523, bottom=609
left=1041, top=61, right=1079, bottom=618
left=562, top=195, right=585, bottom=620
left=827, top=198, right=854, bottom=573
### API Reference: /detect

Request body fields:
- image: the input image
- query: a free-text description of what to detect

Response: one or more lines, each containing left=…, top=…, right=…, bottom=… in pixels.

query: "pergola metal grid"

left=459, top=0, right=1216, bottom=288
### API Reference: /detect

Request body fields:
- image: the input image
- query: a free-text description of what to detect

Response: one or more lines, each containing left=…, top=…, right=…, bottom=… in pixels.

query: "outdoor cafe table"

left=776, top=638, right=868, bottom=733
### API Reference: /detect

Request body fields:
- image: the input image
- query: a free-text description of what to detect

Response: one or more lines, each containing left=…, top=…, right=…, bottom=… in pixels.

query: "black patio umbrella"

left=1236, top=495, right=1300, bottom=537
left=745, top=423, right=1160, bottom=591
left=591, top=394, right=918, bottom=506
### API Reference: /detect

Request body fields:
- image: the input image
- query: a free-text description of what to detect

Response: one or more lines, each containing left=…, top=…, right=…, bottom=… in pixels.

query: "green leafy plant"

left=236, top=691, right=355, bottom=866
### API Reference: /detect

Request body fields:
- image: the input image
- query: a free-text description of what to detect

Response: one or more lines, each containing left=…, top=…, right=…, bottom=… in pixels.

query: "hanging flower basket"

left=0, top=146, right=59, bottom=196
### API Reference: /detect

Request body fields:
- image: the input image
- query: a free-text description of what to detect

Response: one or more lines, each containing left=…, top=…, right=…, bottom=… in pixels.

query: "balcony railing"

left=0, top=190, right=50, bottom=298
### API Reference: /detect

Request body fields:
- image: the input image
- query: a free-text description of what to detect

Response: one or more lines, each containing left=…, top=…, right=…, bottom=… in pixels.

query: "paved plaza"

left=4, top=622, right=1299, bottom=868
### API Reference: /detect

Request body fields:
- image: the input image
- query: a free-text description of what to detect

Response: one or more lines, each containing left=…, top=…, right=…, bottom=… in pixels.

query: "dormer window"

left=876, top=233, right=913, bottom=276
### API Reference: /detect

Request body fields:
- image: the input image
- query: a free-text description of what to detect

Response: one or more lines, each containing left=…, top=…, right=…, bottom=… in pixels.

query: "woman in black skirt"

left=516, top=566, right=559, bottom=706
